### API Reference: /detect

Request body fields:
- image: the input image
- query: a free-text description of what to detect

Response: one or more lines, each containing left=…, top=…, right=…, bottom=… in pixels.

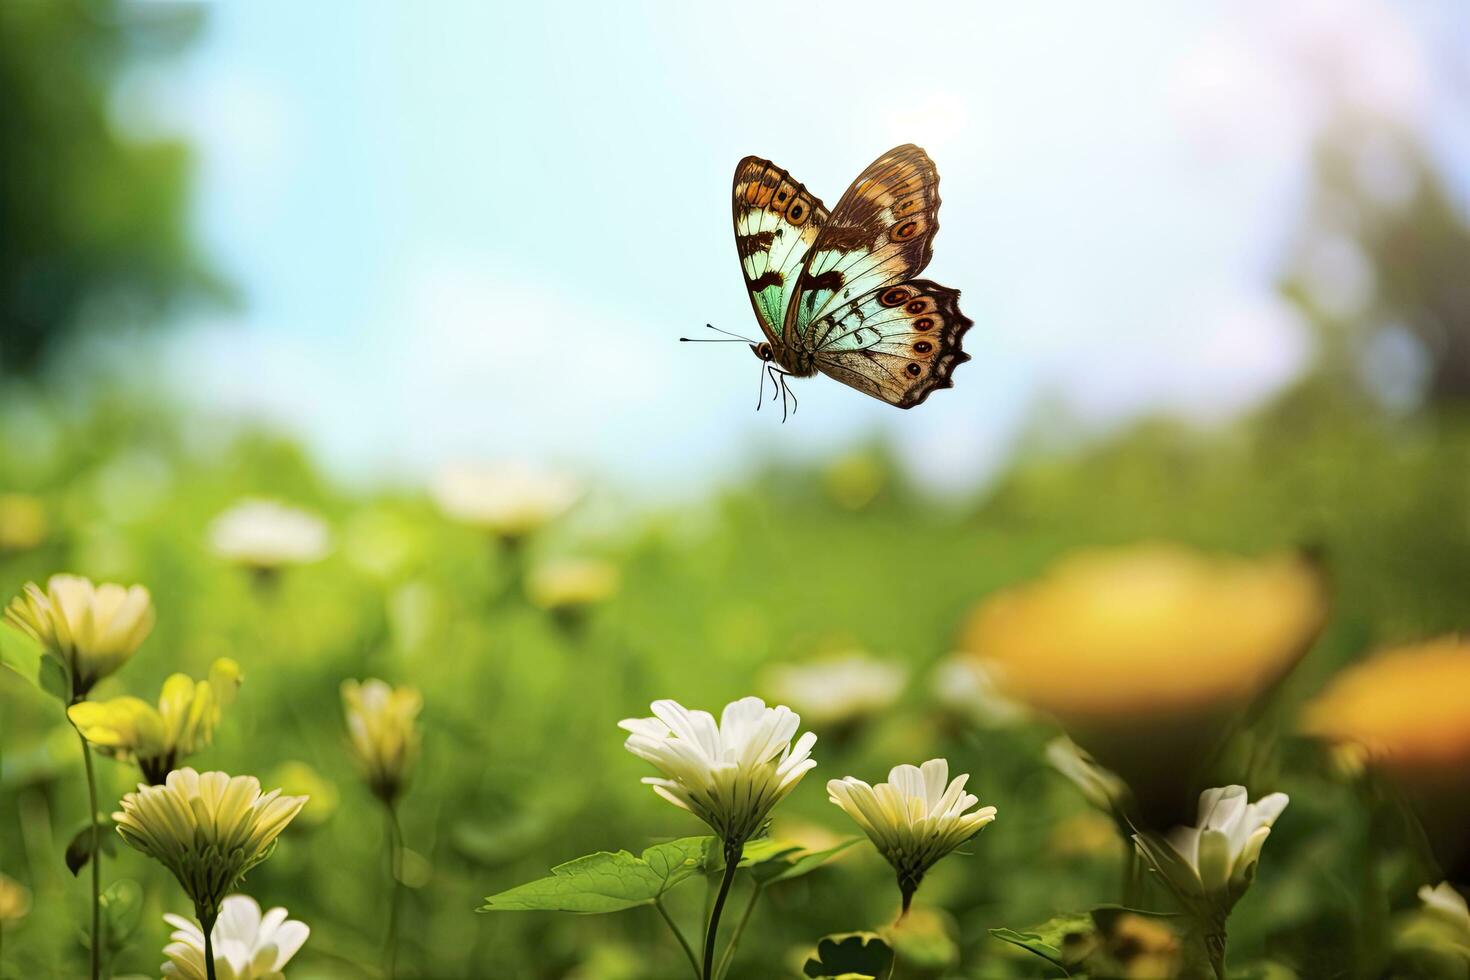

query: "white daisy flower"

left=162, top=894, right=309, bottom=980
left=764, top=653, right=906, bottom=727
left=619, top=697, right=817, bottom=844
left=431, top=462, right=578, bottom=541
left=828, top=758, right=997, bottom=910
left=1135, top=785, right=1288, bottom=913
left=208, top=499, right=329, bottom=570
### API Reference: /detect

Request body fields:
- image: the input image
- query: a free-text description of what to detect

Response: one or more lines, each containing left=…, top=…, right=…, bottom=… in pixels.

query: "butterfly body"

left=732, top=145, right=972, bottom=409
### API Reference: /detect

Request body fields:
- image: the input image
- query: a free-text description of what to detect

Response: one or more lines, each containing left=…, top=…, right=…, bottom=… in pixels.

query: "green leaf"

left=989, top=927, right=1071, bottom=971
left=0, top=623, right=43, bottom=686
left=803, top=932, right=895, bottom=980
left=479, top=836, right=713, bottom=913
left=749, top=837, right=862, bottom=885
left=64, top=817, right=117, bottom=876
left=101, top=879, right=144, bottom=950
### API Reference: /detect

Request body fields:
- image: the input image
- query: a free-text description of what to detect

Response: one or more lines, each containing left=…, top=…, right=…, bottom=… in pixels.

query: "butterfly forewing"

left=732, top=157, right=829, bottom=345
left=786, top=144, right=942, bottom=344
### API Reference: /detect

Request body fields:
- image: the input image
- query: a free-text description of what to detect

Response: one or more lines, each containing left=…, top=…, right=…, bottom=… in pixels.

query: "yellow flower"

left=526, top=558, right=619, bottom=615
left=4, top=574, right=155, bottom=699
left=342, top=678, right=422, bottom=806
left=208, top=499, right=330, bottom=570
left=1302, top=637, right=1470, bottom=878
left=114, top=769, right=307, bottom=924
left=960, top=544, right=1324, bottom=825
left=431, top=462, right=578, bottom=541
left=0, top=872, right=31, bottom=922
left=0, top=493, right=48, bottom=553
left=67, top=658, right=241, bottom=784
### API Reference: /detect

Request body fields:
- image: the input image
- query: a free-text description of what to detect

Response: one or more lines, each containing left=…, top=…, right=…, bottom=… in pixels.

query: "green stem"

left=1122, top=841, right=1143, bottom=907
left=385, top=804, right=404, bottom=979
left=714, top=882, right=762, bottom=980
left=703, top=841, right=742, bottom=980
left=201, top=912, right=219, bottom=980
left=1205, top=925, right=1227, bottom=980
left=654, top=897, right=701, bottom=980
left=72, top=721, right=100, bottom=980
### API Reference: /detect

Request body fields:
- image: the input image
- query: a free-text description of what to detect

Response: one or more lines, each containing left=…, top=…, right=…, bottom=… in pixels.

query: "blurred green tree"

left=1279, top=122, right=1470, bottom=410
left=0, top=0, right=224, bottom=375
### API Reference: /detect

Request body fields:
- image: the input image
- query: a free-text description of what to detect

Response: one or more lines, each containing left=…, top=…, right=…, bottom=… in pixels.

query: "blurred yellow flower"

left=4, top=574, right=155, bottom=699
left=620, top=697, right=817, bottom=845
left=1302, top=637, right=1470, bottom=776
left=162, top=894, right=310, bottom=980
left=1301, top=637, right=1470, bottom=877
left=114, top=768, right=308, bottom=924
left=0, top=872, right=31, bottom=922
left=765, top=652, right=906, bottom=728
left=526, top=558, right=619, bottom=615
left=961, top=544, right=1325, bottom=825
left=342, top=678, right=422, bottom=806
left=828, top=758, right=996, bottom=911
left=266, top=760, right=339, bottom=827
left=0, top=492, right=48, bottom=553
left=208, top=498, right=330, bottom=570
left=431, top=461, right=578, bottom=541
left=67, top=658, right=241, bottom=785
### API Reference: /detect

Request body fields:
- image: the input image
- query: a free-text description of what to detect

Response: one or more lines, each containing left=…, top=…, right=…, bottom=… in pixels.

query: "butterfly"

left=702, top=144, right=973, bottom=417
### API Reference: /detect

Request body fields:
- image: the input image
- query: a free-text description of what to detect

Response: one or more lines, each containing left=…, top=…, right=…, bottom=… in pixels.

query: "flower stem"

left=1205, top=926, right=1227, bottom=980
left=384, top=803, right=404, bottom=979
left=714, top=882, right=762, bottom=980
left=201, top=911, right=219, bottom=980
left=654, top=897, right=701, bottom=980
left=72, top=720, right=101, bottom=980
left=703, top=840, right=742, bottom=980
left=1122, top=841, right=1143, bottom=907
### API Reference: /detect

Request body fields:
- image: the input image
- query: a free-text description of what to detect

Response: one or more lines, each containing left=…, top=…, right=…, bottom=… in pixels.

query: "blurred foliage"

left=0, top=0, right=222, bottom=375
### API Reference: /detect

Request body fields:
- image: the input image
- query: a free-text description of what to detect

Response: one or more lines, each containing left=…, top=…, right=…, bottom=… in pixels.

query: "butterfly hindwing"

left=787, top=144, right=942, bottom=345
left=810, top=278, right=972, bottom=408
left=732, top=157, right=829, bottom=345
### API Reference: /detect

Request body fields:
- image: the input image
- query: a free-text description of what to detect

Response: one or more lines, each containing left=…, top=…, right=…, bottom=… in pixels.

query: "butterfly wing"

left=808, top=279, right=972, bottom=408
left=791, top=144, right=972, bottom=408
left=732, top=156, right=829, bottom=346
left=785, top=144, right=941, bottom=341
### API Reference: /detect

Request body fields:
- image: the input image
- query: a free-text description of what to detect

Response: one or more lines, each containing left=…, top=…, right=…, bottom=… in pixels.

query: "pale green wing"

left=810, top=279, right=973, bottom=409
left=732, top=156, right=829, bottom=347
left=784, top=144, right=941, bottom=348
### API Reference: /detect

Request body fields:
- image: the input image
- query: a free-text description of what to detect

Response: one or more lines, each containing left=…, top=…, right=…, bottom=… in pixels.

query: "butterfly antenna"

left=705, top=323, right=758, bottom=342
left=680, top=323, right=756, bottom=343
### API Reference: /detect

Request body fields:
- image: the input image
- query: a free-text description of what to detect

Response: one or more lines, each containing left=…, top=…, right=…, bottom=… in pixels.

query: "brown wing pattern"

left=786, top=144, right=942, bottom=342
left=732, top=157, right=829, bottom=346
left=810, top=278, right=972, bottom=409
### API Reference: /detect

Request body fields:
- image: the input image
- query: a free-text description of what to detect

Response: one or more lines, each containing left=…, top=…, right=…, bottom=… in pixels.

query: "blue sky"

left=116, top=1, right=1468, bottom=493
